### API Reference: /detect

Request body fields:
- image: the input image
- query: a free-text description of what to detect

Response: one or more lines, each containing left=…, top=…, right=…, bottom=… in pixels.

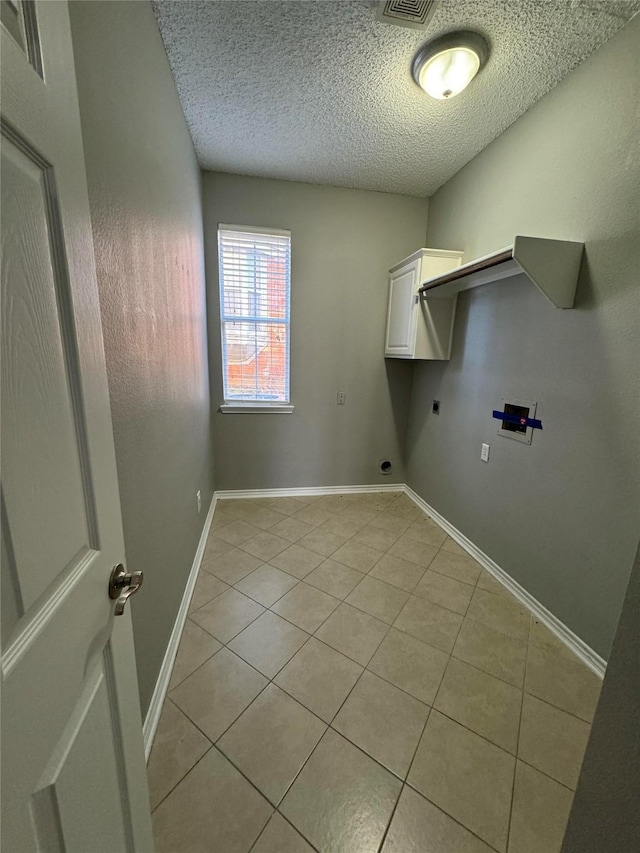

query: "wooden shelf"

left=418, top=237, right=584, bottom=309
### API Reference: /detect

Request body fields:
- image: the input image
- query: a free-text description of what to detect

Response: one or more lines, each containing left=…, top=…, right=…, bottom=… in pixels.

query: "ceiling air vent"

left=376, top=0, right=440, bottom=31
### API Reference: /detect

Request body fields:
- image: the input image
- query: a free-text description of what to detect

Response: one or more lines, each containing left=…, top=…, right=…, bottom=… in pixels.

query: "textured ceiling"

left=152, top=0, right=639, bottom=197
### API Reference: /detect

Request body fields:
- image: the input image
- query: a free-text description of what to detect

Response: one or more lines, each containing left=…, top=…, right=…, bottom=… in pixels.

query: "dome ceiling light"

left=412, top=31, right=489, bottom=100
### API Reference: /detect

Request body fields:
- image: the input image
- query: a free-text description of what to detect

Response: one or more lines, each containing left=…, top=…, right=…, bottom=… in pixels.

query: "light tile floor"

left=148, top=491, right=602, bottom=853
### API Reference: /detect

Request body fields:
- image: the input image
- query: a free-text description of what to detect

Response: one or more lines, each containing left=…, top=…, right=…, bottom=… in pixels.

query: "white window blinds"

left=218, top=225, right=291, bottom=403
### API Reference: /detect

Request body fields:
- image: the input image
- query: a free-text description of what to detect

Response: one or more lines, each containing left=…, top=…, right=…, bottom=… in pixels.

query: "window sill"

left=219, top=403, right=295, bottom=414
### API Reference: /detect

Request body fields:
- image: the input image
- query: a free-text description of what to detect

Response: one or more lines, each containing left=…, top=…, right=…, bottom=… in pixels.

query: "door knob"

left=109, top=564, right=144, bottom=615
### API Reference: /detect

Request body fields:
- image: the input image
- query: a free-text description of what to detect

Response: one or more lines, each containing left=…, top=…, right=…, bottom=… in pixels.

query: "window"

left=217, top=225, right=291, bottom=412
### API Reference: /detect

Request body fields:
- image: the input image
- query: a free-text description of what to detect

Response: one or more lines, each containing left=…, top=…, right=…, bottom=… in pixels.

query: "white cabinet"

left=385, top=238, right=583, bottom=362
left=384, top=248, right=463, bottom=360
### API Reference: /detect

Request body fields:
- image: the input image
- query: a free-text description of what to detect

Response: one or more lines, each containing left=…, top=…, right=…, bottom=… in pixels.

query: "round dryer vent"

left=379, top=459, right=393, bottom=475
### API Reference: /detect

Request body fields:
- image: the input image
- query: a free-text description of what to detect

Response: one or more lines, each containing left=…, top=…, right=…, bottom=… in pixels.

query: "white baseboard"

left=143, top=493, right=218, bottom=760
left=403, top=485, right=606, bottom=678
left=213, top=483, right=404, bottom=500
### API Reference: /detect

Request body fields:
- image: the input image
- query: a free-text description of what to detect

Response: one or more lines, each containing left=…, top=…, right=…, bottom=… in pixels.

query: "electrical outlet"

left=481, top=443, right=490, bottom=463
left=196, top=490, right=202, bottom=513
left=337, top=391, right=346, bottom=405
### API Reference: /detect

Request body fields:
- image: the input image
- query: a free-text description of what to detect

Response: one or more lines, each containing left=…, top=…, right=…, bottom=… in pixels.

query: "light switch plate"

left=481, top=443, right=490, bottom=462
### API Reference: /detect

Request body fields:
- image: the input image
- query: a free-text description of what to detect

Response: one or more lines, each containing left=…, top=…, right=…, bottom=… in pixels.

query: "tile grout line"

left=205, top=595, right=363, bottom=755
left=156, top=495, right=588, bottom=851
left=321, top=610, right=395, bottom=724
left=192, top=742, right=278, bottom=846
left=190, top=587, right=271, bottom=644
left=160, top=676, right=324, bottom=841
left=375, top=551, right=502, bottom=851
left=448, top=650, right=525, bottom=692
left=209, top=507, right=528, bottom=695
left=377, top=780, right=505, bottom=853
left=171, top=654, right=274, bottom=746
left=149, top=742, right=215, bottom=815
left=213, top=703, right=325, bottom=813
left=234, top=573, right=305, bottom=611
left=403, top=604, right=456, bottom=783
left=208, top=544, right=377, bottom=698
left=411, top=704, right=518, bottom=761
left=374, top=544, right=476, bottom=729
left=275, top=723, right=404, bottom=847
left=401, top=777, right=505, bottom=853
left=374, top=782, right=404, bottom=853
left=505, top=619, right=531, bottom=852
left=216, top=498, right=448, bottom=590
left=245, top=608, right=392, bottom=822
left=172, top=622, right=584, bottom=798
left=511, top=755, right=577, bottom=793
left=247, top=809, right=320, bottom=853
left=212, top=544, right=392, bottom=688
left=194, top=504, right=591, bottom=719
left=211, top=611, right=406, bottom=818
left=518, top=690, right=595, bottom=725
left=282, top=629, right=426, bottom=707
left=399, top=708, right=433, bottom=786
left=362, top=521, right=522, bottom=846
left=269, top=588, right=342, bottom=633
left=148, top=701, right=216, bottom=815
left=289, top=499, right=558, bottom=662
left=163, top=637, right=220, bottom=693
left=148, top=500, right=410, bottom=824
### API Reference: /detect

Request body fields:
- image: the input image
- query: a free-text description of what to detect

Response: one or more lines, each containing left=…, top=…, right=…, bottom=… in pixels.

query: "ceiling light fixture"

left=412, top=31, right=489, bottom=100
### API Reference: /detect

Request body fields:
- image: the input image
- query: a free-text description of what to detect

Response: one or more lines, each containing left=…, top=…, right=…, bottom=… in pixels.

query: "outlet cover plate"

left=497, top=397, right=537, bottom=445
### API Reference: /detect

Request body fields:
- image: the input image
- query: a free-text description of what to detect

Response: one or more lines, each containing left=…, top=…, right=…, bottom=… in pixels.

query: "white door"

left=384, top=258, right=420, bottom=358
left=1, top=2, right=154, bottom=850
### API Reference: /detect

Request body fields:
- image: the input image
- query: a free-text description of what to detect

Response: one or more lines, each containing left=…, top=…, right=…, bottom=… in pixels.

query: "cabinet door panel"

left=385, top=261, right=419, bottom=356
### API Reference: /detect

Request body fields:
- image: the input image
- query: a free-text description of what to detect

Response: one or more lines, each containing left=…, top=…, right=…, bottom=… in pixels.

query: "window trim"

left=219, top=403, right=294, bottom=414
left=218, top=224, right=291, bottom=410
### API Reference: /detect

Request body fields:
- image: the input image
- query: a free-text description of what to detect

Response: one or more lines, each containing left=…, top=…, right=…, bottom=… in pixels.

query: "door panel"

left=1, top=128, right=93, bottom=615
left=0, top=0, right=42, bottom=75
left=2, top=548, right=121, bottom=851
left=31, top=663, right=128, bottom=853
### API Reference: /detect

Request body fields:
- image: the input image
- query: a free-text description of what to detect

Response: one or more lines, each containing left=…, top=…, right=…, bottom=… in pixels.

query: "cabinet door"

left=385, top=259, right=420, bottom=357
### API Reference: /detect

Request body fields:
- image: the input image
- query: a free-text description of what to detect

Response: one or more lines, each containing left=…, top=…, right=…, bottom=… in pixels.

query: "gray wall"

left=69, top=1, right=214, bottom=716
left=203, top=173, right=428, bottom=491
left=562, top=541, right=640, bottom=852
left=405, top=16, right=640, bottom=658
